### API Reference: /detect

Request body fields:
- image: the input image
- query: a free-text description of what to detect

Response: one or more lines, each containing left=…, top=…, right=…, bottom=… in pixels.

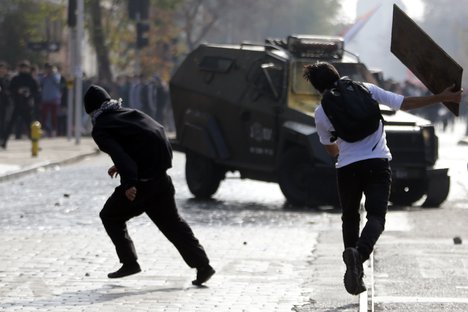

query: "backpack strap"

left=353, top=80, right=385, bottom=151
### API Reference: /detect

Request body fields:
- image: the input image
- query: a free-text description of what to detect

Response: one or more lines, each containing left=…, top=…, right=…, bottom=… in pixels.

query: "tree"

left=174, top=0, right=341, bottom=51
left=0, top=0, right=343, bottom=82
left=86, top=0, right=113, bottom=84
left=0, top=0, right=63, bottom=68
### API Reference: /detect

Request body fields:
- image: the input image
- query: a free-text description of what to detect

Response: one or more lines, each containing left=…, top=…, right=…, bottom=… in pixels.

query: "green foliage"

left=174, top=0, right=341, bottom=52
left=0, top=0, right=343, bottom=80
left=0, top=0, right=65, bottom=68
left=152, top=0, right=183, bottom=9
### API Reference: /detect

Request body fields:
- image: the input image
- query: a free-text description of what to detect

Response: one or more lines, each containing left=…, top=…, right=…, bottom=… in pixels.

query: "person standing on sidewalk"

left=39, top=63, right=62, bottom=137
left=84, top=84, right=215, bottom=285
left=0, top=61, right=11, bottom=145
left=303, top=62, right=462, bottom=295
left=1, top=60, right=39, bottom=149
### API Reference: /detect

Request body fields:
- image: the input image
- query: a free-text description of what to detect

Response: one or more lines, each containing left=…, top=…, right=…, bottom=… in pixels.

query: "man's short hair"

left=303, top=62, right=340, bottom=93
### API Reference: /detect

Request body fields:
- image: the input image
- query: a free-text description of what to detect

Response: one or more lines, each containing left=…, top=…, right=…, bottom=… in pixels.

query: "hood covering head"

left=84, top=84, right=111, bottom=114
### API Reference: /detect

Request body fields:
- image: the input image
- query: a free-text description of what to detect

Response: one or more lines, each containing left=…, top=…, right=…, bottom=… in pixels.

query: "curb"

left=0, top=149, right=100, bottom=183
left=457, top=139, right=468, bottom=146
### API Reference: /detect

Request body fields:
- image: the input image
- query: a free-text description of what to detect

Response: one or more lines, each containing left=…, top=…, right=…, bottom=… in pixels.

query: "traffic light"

left=136, top=22, right=150, bottom=49
left=68, top=0, right=77, bottom=27
left=128, top=0, right=149, bottom=20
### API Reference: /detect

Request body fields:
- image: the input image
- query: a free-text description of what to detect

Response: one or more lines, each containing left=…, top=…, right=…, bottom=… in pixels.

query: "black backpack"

left=321, top=78, right=383, bottom=143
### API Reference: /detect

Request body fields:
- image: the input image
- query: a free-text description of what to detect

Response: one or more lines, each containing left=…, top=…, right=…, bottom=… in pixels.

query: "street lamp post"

left=74, top=0, right=84, bottom=145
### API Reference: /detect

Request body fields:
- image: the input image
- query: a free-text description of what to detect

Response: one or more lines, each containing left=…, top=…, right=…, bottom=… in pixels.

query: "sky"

left=338, top=0, right=427, bottom=81
left=339, top=0, right=425, bottom=22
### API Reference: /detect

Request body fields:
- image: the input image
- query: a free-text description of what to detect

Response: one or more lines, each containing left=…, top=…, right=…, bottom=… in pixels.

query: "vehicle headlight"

left=422, top=126, right=432, bottom=145
left=421, top=126, right=437, bottom=165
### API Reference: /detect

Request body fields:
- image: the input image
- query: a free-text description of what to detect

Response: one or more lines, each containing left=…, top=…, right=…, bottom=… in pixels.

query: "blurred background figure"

left=140, top=74, right=157, bottom=120
left=1, top=60, right=39, bottom=149
left=0, top=61, right=11, bottom=146
left=152, top=75, right=165, bottom=125
left=39, top=63, right=62, bottom=137
left=57, top=65, right=69, bottom=136
left=116, top=75, right=130, bottom=106
left=130, top=74, right=144, bottom=111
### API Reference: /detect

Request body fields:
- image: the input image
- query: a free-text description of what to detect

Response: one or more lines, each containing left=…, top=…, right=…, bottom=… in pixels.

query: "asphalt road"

left=0, top=149, right=339, bottom=311
left=368, top=123, right=468, bottom=312
left=0, top=123, right=466, bottom=311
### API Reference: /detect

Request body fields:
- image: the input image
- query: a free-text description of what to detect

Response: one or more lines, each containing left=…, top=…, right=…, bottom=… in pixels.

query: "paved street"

left=369, top=124, right=468, bottom=312
left=0, top=150, right=349, bottom=312
left=0, top=123, right=467, bottom=311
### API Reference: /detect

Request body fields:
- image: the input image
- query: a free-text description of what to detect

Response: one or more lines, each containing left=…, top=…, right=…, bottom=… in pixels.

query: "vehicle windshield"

left=291, top=61, right=318, bottom=95
left=289, top=60, right=379, bottom=114
left=291, top=60, right=377, bottom=95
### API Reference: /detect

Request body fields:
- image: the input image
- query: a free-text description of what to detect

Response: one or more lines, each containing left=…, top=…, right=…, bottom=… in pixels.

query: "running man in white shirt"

left=303, top=62, right=462, bottom=295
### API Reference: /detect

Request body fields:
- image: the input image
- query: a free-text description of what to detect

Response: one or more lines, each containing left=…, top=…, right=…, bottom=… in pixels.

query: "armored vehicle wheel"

left=389, top=178, right=426, bottom=207
left=278, top=147, right=316, bottom=206
left=185, top=152, right=224, bottom=199
left=422, top=171, right=450, bottom=208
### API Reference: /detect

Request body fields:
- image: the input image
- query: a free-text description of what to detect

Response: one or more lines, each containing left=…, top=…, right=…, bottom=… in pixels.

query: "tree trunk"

left=88, top=0, right=113, bottom=84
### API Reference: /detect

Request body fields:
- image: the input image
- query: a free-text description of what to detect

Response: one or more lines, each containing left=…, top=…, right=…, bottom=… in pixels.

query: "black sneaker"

left=107, top=262, right=141, bottom=278
left=192, top=265, right=215, bottom=286
left=342, top=247, right=366, bottom=295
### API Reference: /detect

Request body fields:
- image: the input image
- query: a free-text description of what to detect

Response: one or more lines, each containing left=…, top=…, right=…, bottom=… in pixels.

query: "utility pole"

left=74, top=0, right=84, bottom=145
left=67, top=28, right=75, bottom=140
left=67, top=0, right=76, bottom=141
left=129, top=0, right=150, bottom=75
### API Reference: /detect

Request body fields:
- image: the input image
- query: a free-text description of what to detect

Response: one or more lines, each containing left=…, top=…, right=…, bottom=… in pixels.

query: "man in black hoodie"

left=0, top=61, right=11, bottom=145
left=1, top=60, right=39, bottom=148
left=84, top=84, right=215, bottom=285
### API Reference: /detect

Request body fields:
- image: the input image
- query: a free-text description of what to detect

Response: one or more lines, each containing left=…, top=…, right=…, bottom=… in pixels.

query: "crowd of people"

left=0, top=60, right=173, bottom=150
left=0, top=59, right=464, bottom=151
left=381, top=78, right=464, bottom=130
left=115, top=74, right=172, bottom=132
left=82, top=74, right=173, bottom=135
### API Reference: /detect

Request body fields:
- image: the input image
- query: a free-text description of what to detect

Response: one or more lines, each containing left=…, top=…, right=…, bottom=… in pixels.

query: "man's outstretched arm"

left=401, top=84, right=463, bottom=111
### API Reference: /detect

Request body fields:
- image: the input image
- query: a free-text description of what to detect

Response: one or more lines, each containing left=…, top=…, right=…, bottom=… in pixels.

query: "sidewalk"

left=0, top=137, right=100, bottom=181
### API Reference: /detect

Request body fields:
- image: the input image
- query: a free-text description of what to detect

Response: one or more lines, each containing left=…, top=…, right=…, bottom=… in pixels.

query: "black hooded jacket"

left=92, top=107, right=173, bottom=189
left=10, top=72, right=39, bottom=101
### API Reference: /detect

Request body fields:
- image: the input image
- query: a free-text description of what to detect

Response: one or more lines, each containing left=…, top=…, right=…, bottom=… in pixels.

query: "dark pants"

left=40, top=100, right=59, bottom=135
left=99, top=174, right=210, bottom=268
left=0, top=100, right=7, bottom=140
left=336, top=158, right=391, bottom=261
left=3, top=97, right=32, bottom=145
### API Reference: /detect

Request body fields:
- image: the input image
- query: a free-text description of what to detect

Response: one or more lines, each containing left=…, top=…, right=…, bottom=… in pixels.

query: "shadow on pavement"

left=182, top=197, right=341, bottom=214
left=0, top=284, right=188, bottom=309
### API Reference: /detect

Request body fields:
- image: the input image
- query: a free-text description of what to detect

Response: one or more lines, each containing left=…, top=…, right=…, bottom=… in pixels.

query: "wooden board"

left=391, top=4, right=462, bottom=116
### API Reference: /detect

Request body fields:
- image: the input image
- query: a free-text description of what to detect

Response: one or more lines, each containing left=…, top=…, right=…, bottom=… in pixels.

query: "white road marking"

left=374, top=296, right=468, bottom=304
left=360, top=252, right=374, bottom=312
left=384, top=212, right=412, bottom=232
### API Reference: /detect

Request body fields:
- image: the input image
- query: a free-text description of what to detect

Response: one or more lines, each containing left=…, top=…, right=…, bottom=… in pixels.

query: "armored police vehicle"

left=169, top=35, right=450, bottom=208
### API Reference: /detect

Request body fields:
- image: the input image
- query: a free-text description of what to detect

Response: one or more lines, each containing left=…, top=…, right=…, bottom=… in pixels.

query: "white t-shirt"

left=314, top=82, right=404, bottom=168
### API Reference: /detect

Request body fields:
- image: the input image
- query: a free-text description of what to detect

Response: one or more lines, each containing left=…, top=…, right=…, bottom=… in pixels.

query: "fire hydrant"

left=31, top=121, right=42, bottom=157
